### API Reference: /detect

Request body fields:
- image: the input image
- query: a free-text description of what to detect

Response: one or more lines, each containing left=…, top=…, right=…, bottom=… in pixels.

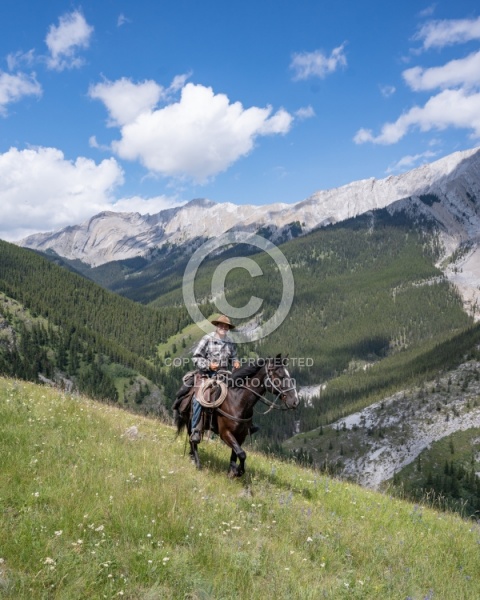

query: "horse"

left=175, top=355, right=299, bottom=477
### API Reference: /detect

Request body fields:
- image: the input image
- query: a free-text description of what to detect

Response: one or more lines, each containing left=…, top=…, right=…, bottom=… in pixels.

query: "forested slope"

left=0, top=240, right=189, bottom=406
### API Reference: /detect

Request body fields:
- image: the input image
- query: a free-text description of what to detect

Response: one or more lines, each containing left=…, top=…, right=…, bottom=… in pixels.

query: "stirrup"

left=190, top=429, right=201, bottom=443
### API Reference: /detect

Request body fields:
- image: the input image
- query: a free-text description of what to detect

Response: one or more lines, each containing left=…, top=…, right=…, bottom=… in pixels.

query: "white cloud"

left=169, top=72, right=192, bottom=92
left=353, top=128, right=375, bottom=144
left=45, top=10, right=93, bottom=71
left=0, top=147, right=124, bottom=240
left=354, top=88, right=480, bottom=145
left=88, top=135, right=111, bottom=152
left=89, top=78, right=164, bottom=126
left=380, top=84, right=396, bottom=98
left=418, top=5, right=436, bottom=19
left=295, top=105, right=315, bottom=120
left=117, top=13, right=131, bottom=27
left=414, top=16, right=480, bottom=50
left=0, top=71, right=42, bottom=116
left=92, top=79, right=293, bottom=182
left=403, top=50, right=480, bottom=91
left=290, top=43, right=347, bottom=81
left=111, top=195, right=184, bottom=214
left=356, top=16, right=480, bottom=148
left=6, top=49, right=36, bottom=71
left=386, top=150, right=437, bottom=173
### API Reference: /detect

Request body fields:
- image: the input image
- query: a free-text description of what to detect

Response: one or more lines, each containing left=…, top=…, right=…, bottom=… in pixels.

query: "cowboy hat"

left=211, top=315, right=235, bottom=329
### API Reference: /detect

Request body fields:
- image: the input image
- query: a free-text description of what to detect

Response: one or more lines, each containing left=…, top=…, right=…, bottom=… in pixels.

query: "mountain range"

left=17, top=146, right=480, bottom=315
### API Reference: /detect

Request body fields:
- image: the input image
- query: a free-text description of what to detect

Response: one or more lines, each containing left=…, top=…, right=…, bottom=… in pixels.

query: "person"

left=189, top=315, right=240, bottom=442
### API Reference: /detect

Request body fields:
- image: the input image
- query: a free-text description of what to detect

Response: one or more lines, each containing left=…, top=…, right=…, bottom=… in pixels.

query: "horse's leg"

left=186, top=416, right=201, bottom=470
left=228, top=448, right=238, bottom=477
left=222, top=431, right=246, bottom=478
left=190, top=441, right=201, bottom=470
left=236, top=448, right=246, bottom=477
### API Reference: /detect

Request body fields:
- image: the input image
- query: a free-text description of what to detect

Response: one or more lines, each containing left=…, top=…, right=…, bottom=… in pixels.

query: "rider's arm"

left=192, top=335, right=211, bottom=371
left=230, top=341, right=240, bottom=370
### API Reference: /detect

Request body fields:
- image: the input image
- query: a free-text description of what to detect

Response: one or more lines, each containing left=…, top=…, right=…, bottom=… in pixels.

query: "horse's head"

left=265, top=354, right=299, bottom=409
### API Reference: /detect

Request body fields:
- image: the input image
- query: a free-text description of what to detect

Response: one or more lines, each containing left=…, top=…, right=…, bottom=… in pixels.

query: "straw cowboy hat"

left=211, top=315, right=235, bottom=329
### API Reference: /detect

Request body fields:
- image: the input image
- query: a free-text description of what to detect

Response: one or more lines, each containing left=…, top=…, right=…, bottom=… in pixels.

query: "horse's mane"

left=227, top=359, right=265, bottom=388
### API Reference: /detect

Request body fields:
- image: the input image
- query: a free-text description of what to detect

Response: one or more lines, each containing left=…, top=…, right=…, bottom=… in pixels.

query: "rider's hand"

left=233, top=361, right=240, bottom=370
left=210, top=361, right=219, bottom=370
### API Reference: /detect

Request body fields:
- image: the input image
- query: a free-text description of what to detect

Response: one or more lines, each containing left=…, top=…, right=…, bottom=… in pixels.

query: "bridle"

left=239, top=363, right=297, bottom=413
left=265, top=365, right=296, bottom=399
left=213, top=361, right=298, bottom=424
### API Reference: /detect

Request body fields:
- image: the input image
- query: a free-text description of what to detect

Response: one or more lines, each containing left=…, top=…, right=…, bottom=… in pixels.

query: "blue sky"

left=1, top=0, right=480, bottom=240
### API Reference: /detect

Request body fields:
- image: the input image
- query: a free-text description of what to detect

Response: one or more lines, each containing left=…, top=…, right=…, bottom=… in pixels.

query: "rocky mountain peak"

left=16, top=147, right=480, bottom=311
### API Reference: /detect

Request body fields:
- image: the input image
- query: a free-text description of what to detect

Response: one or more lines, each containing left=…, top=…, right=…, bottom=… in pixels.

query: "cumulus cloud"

left=0, top=71, right=42, bottom=116
left=356, top=15, right=480, bottom=146
left=355, top=88, right=480, bottom=145
left=290, top=43, right=347, bottom=81
left=0, top=147, right=124, bottom=240
left=414, top=16, right=480, bottom=50
left=45, top=10, right=93, bottom=71
left=89, top=78, right=164, bottom=126
left=91, top=79, right=293, bottom=182
left=403, top=50, right=480, bottom=91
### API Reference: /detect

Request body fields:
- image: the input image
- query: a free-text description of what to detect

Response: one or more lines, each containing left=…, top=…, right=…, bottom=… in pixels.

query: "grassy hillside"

left=1, top=377, right=480, bottom=599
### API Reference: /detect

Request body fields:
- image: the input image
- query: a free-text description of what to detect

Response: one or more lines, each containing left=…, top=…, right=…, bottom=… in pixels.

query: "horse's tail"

left=173, top=387, right=195, bottom=437
left=174, top=409, right=188, bottom=436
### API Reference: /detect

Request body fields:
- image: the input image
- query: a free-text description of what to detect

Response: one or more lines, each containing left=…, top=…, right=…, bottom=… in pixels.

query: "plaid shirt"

left=192, top=333, right=238, bottom=371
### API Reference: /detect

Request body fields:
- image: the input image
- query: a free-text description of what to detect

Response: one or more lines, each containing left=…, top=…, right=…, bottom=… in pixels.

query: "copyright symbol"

left=182, top=231, right=294, bottom=343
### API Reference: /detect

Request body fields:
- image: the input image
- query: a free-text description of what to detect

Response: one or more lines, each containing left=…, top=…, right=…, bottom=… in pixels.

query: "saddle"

left=177, top=372, right=228, bottom=424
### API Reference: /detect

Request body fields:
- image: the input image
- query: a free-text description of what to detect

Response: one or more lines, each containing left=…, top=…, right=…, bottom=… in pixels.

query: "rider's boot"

left=190, top=428, right=202, bottom=443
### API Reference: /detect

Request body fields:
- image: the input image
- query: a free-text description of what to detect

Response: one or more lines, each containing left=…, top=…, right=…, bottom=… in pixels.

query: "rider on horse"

left=172, top=315, right=259, bottom=442
left=190, top=315, right=239, bottom=442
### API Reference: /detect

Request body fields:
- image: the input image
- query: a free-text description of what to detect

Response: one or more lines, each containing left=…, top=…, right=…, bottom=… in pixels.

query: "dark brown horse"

left=175, top=355, right=299, bottom=477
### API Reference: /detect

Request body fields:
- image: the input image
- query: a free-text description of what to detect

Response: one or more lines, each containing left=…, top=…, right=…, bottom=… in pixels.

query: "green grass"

left=1, top=377, right=480, bottom=599
left=156, top=319, right=210, bottom=364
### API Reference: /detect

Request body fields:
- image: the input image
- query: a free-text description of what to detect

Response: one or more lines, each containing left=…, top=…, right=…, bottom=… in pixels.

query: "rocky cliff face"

left=294, top=360, right=480, bottom=490
left=382, top=149, right=480, bottom=317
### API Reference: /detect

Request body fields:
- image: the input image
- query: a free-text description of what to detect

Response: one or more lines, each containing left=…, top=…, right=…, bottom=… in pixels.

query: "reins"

left=215, top=371, right=295, bottom=424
